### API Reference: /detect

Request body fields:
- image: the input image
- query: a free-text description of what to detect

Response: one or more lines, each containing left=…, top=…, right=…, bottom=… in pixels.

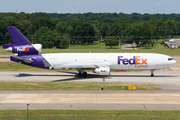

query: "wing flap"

left=53, top=64, right=98, bottom=70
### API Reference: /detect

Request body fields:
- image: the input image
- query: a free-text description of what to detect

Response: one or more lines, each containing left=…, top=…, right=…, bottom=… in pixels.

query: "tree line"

left=0, top=12, right=180, bottom=49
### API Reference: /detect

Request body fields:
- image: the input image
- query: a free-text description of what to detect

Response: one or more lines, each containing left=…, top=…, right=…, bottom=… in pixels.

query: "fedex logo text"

left=101, top=70, right=108, bottom=73
left=17, top=47, right=29, bottom=52
left=118, top=56, right=148, bottom=65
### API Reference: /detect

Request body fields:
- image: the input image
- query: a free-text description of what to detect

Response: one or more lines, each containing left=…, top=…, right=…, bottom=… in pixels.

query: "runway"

left=1, top=90, right=180, bottom=110
left=0, top=70, right=180, bottom=90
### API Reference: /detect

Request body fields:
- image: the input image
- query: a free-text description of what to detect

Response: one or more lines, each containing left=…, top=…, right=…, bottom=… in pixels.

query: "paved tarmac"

left=121, top=44, right=133, bottom=49
left=0, top=70, right=180, bottom=90
left=0, top=69, right=180, bottom=110
left=0, top=55, right=10, bottom=62
left=1, top=90, right=180, bottom=110
left=0, top=56, right=180, bottom=110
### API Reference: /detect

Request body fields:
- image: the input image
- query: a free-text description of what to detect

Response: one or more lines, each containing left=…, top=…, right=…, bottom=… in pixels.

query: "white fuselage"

left=42, top=53, right=177, bottom=70
left=5, top=26, right=177, bottom=77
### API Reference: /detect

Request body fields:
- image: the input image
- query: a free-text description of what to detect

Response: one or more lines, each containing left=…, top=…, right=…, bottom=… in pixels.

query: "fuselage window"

left=168, top=58, right=174, bottom=61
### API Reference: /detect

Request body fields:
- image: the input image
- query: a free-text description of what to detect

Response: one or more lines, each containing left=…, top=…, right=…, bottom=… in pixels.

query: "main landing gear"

left=78, top=71, right=87, bottom=78
left=151, top=70, right=154, bottom=77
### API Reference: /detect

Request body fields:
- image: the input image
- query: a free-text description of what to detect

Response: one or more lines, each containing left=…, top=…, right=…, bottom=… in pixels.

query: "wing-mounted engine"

left=93, top=66, right=110, bottom=75
left=4, top=44, right=42, bottom=55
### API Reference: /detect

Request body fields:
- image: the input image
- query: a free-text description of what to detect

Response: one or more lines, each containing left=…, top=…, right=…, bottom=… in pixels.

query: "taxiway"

left=0, top=56, right=179, bottom=110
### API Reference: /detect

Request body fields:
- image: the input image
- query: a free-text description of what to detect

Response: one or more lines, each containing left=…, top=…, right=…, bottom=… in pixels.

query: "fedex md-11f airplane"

left=3, top=26, right=177, bottom=77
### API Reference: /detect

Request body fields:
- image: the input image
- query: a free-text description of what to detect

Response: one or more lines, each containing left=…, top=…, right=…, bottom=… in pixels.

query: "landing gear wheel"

left=78, top=73, right=82, bottom=78
left=78, top=72, right=87, bottom=78
left=82, top=72, right=87, bottom=78
left=151, top=70, right=155, bottom=77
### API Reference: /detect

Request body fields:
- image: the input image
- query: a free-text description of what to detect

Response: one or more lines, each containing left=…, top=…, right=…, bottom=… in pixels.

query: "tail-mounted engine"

left=4, top=44, right=42, bottom=55
left=3, top=26, right=43, bottom=55
left=93, top=66, right=110, bottom=75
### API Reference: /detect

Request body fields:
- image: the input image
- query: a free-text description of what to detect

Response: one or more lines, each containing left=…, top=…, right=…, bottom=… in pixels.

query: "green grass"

left=0, top=110, right=179, bottom=116
left=0, top=62, right=53, bottom=71
left=42, top=48, right=180, bottom=56
left=0, top=42, right=179, bottom=72
left=0, top=82, right=161, bottom=90
left=43, top=42, right=180, bottom=56
left=1, top=42, right=180, bottom=56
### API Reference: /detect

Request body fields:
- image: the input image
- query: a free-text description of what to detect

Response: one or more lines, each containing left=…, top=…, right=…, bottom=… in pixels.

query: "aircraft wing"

left=11, top=56, right=33, bottom=63
left=53, top=63, right=100, bottom=70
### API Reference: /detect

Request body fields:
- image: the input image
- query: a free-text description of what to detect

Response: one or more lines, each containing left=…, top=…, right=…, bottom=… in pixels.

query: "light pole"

left=27, top=104, right=29, bottom=120
left=119, top=37, right=121, bottom=49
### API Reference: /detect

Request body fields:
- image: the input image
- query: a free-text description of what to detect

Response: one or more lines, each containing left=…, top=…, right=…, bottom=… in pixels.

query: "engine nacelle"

left=5, top=44, right=42, bottom=55
left=93, top=66, right=110, bottom=75
left=32, top=44, right=42, bottom=52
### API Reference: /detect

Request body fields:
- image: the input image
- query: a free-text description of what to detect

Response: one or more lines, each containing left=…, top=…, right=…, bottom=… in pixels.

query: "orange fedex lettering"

left=135, top=56, right=141, bottom=64
left=141, top=59, right=148, bottom=65
left=24, top=47, right=29, bottom=51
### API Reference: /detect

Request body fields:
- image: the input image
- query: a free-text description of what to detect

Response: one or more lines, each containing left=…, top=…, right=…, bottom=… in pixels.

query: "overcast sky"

left=0, top=0, right=179, bottom=14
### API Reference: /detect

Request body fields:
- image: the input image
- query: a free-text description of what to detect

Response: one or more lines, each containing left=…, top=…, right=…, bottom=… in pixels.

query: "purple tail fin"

left=3, top=26, right=42, bottom=55
left=3, top=26, right=32, bottom=49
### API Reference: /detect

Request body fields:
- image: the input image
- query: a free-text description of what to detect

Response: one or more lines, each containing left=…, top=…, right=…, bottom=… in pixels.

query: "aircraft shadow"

left=52, top=74, right=177, bottom=82
left=111, top=75, right=177, bottom=78
left=15, top=72, right=76, bottom=77
left=15, top=72, right=177, bottom=82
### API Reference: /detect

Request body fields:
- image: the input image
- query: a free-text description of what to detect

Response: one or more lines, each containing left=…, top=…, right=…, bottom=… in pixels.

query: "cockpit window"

left=168, top=58, right=174, bottom=61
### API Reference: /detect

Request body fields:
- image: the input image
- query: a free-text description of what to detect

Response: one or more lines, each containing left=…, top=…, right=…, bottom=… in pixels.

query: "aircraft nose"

left=174, top=60, right=177, bottom=65
left=167, top=59, right=177, bottom=67
left=171, top=60, right=177, bottom=66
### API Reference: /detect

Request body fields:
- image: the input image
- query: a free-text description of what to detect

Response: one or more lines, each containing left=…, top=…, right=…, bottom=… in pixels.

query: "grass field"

left=1, top=42, right=180, bottom=56
left=0, top=62, right=52, bottom=71
left=0, top=82, right=161, bottom=90
left=43, top=41, right=180, bottom=56
left=0, top=110, right=179, bottom=117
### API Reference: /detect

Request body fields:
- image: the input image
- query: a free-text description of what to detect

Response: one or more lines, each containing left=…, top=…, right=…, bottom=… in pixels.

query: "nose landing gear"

left=151, top=70, right=154, bottom=77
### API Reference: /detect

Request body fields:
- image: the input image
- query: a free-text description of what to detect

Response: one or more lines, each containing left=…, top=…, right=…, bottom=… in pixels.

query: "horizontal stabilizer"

left=11, top=56, right=33, bottom=63
left=3, top=44, right=18, bottom=49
